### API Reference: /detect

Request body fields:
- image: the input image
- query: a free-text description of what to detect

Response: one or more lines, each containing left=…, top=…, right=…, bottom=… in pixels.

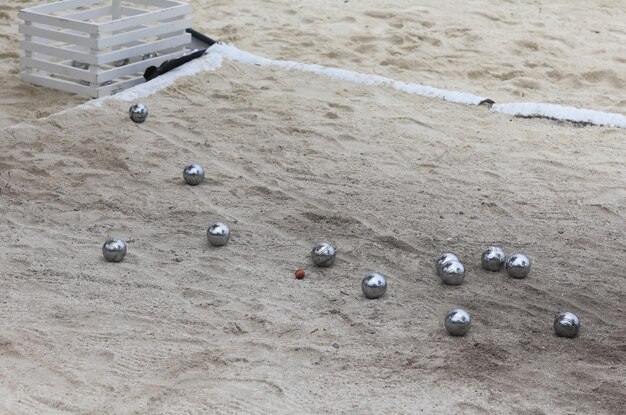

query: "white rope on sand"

left=15, top=42, right=624, bottom=130
left=210, top=44, right=626, bottom=129
left=209, top=44, right=487, bottom=106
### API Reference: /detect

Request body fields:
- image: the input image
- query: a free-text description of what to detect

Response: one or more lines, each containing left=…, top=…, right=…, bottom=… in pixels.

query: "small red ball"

left=295, top=268, right=305, bottom=279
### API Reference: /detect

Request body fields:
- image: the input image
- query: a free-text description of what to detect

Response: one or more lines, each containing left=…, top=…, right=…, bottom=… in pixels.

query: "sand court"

left=1, top=0, right=625, bottom=414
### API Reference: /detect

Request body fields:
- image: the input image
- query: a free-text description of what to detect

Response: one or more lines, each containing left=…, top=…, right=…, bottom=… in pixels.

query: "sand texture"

left=1, top=1, right=626, bottom=414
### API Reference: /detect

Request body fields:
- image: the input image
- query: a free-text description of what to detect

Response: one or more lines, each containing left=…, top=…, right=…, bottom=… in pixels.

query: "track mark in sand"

left=140, top=122, right=335, bottom=217
left=0, top=337, right=22, bottom=359
left=587, top=203, right=622, bottom=220
left=388, top=115, right=430, bottom=128
left=376, top=234, right=428, bottom=255
left=0, top=51, right=19, bottom=59
left=327, top=101, right=353, bottom=112
left=470, top=11, right=518, bottom=25
left=456, top=402, right=491, bottom=414
left=148, top=376, right=300, bottom=414
left=363, top=10, right=394, bottom=19
left=247, top=185, right=294, bottom=202
left=214, top=377, right=285, bottom=395
left=515, top=40, right=540, bottom=51
left=480, top=200, right=525, bottom=221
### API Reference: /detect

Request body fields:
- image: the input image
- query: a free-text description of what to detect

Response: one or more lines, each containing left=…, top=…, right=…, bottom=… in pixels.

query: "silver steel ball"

left=554, top=311, right=580, bottom=338
left=311, top=242, right=336, bottom=267
left=143, top=52, right=159, bottom=60
left=183, top=163, right=205, bottom=186
left=445, top=308, right=472, bottom=336
left=361, top=272, right=387, bottom=299
left=440, top=260, right=465, bottom=285
left=129, top=103, right=148, bottom=123
left=207, top=222, right=230, bottom=246
left=481, top=246, right=506, bottom=271
left=71, top=60, right=90, bottom=70
left=506, top=253, right=531, bottom=279
left=435, top=252, right=458, bottom=276
left=102, top=237, right=127, bottom=262
left=113, top=58, right=130, bottom=67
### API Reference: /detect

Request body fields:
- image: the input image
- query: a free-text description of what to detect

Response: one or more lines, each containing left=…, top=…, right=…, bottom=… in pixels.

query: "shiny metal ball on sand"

left=554, top=312, right=580, bottom=338
left=207, top=222, right=230, bottom=246
left=440, top=260, right=465, bottom=285
left=183, top=163, right=205, bottom=185
left=435, top=252, right=458, bottom=276
left=506, top=253, right=531, bottom=279
left=361, top=272, right=387, bottom=299
left=481, top=246, right=506, bottom=271
left=102, top=238, right=127, bottom=262
left=129, top=103, right=149, bottom=123
left=445, top=308, right=472, bottom=336
left=311, top=242, right=336, bottom=267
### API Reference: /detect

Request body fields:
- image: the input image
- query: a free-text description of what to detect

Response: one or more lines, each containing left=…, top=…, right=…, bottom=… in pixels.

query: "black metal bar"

left=142, top=28, right=217, bottom=81
left=143, top=48, right=207, bottom=81
left=186, top=28, right=217, bottom=47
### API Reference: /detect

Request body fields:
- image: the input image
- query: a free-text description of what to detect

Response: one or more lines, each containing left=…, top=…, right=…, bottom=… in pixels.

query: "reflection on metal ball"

left=183, top=163, right=205, bottom=186
left=102, top=237, right=127, bottom=262
left=481, top=246, right=506, bottom=271
left=311, top=242, right=336, bottom=267
left=129, top=103, right=148, bottom=123
left=71, top=60, right=90, bottom=70
left=143, top=52, right=159, bottom=60
left=361, top=272, right=387, bottom=299
left=506, top=253, right=531, bottom=279
left=435, top=252, right=458, bottom=276
left=445, top=308, right=472, bottom=336
left=554, top=311, right=580, bottom=338
left=440, top=260, right=465, bottom=285
left=207, top=222, right=230, bottom=246
left=113, top=58, right=130, bottom=67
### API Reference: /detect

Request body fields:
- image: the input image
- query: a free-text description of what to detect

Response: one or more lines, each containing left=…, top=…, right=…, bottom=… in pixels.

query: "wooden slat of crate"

left=96, top=32, right=189, bottom=65
left=22, top=56, right=97, bottom=82
left=127, top=0, right=183, bottom=8
left=21, top=72, right=95, bottom=96
left=63, top=4, right=112, bottom=21
left=97, top=4, right=190, bottom=34
left=22, top=39, right=97, bottom=64
left=19, top=10, right=97, bottom=33
left=20, top=0, right=192, bottom=98
left=96, top=49, right=185, bottom=82
left=98, top=17, right=191, bottom=49
left=28, top=0, right=104, bottom=14
left=96, top=76, right=145, bottom=97
left=120, top=7, right=148, bottom=17
left=20, top=23, right=97, bottom=48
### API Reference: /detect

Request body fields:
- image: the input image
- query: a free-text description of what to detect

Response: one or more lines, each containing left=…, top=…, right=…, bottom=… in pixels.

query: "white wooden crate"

left=19, top=0, right=192, bottom=98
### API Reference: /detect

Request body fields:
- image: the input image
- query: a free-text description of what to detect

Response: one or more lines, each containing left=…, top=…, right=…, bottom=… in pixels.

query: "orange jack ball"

left=295, top=268, right=305, bottom=279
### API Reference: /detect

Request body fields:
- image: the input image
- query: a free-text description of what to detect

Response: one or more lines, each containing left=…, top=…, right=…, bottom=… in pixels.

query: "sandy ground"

left=1, top=0, right=625, bottom=129
left=1, top=1, right=626, bottom=414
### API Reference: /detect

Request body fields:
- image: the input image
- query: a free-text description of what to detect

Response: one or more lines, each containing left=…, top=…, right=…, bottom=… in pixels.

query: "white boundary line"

left=210, top=44, right=626, bottom=129
left=210, top=44, right=487, bottom=106
left=8, top=42, right=626, bottom=130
